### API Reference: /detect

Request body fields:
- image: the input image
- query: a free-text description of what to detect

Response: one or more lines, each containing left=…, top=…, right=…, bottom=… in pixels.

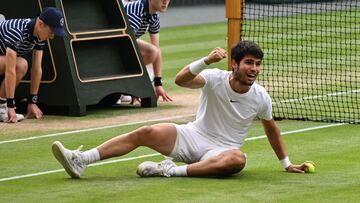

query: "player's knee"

left=147, top=45, right=159, bottom=62
left=223, top=152, right=246, bottom=173
left=132, top=125, right=154, bottom=144
left=17, top=59, right=28, bottom=76
left=153, top=46, right=160, bottom=57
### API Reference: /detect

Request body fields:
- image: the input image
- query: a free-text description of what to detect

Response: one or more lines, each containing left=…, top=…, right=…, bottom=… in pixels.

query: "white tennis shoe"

left=52, top=141, right=87, bottom=178
left=0, top=103, right=24, bottom=122
left=137, top=159, right=176, bottom=177
left=116, top=95, right=132, bottom=105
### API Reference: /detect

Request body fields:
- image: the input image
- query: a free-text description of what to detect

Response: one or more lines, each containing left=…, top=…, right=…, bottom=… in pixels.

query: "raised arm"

left=175, top=47, right=226, bottom=89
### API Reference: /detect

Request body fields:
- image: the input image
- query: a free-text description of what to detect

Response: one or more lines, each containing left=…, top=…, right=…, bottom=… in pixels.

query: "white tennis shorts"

left=168, top=123, right=239, bottom=164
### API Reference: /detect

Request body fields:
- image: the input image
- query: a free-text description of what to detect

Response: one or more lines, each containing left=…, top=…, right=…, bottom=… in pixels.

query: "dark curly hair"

left=231, top=41, right=264, bottom=65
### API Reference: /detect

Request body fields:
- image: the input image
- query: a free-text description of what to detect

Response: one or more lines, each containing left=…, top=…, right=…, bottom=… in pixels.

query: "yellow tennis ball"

left=305, top=163, right=315, bottom=173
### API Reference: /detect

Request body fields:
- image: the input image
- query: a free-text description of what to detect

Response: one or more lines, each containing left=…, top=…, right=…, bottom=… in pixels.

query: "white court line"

left=2, top=88, right=357, bottom=145
left=0, top=122, right=347, bottom=182
left=0, top=114, right=196, bottom=145
left=0, top=153, right=160, bottom=182
left=273, top=89, right=360, bottom=105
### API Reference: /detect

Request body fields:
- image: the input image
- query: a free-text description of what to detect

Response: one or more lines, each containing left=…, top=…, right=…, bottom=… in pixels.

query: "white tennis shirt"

left=190, top=69, right=273, bottom=148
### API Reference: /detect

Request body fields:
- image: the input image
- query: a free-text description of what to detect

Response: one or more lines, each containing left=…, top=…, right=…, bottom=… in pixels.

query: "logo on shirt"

left=230, top=99, right=240, bottom=103
left=15, top=41, right=21, bottom=49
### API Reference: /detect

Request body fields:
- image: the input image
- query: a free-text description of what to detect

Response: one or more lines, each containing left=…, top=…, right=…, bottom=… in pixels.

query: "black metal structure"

left=1, top=0, right=157, bottom=116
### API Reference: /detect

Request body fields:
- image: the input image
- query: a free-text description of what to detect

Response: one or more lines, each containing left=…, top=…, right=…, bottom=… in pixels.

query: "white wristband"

left=189, top=57, right=208, bottom=75
left=280, top=156, right=292, bottom=169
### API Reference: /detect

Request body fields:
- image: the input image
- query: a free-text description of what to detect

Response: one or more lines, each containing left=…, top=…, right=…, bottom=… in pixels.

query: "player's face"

left=151, top=0, right=170, bottom=12
left=38, top=22, right=54, bottom=40
left=232, top=55, right=262, bottom=86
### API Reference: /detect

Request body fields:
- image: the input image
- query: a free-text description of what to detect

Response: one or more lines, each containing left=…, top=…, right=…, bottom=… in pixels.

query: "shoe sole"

left=52, top=141, right=80, bottom=178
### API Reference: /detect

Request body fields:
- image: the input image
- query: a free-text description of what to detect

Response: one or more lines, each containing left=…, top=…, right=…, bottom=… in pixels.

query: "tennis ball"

left=305, top=163, right=315, bottom=173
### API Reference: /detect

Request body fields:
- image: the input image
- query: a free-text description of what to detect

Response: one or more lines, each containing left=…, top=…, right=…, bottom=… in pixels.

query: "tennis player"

left=52, top=41, right=312, bottom=178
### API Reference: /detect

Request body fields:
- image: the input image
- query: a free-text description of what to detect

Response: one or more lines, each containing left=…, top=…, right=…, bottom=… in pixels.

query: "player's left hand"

left=155, top=86, right=172, bottom=102
left=26, top=103, right=43, bottom=119
left=286, top=161, right=315, bottom=173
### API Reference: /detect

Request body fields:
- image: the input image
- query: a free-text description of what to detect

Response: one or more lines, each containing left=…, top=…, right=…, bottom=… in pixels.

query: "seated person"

left=52, top=41, right=313, bottom=178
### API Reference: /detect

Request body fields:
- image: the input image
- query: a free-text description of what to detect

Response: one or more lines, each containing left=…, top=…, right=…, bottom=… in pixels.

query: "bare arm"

left=262, top=119, right=288, bottom=160
left=262, top=119, right=311, bottom=173
left=4, top=48, right=18, bottom=123
left=149, top=33, right=161, bottom=77
left=174, top=65, right=206, bottom=89
left=175, top=47, right=226, bottom=89
left=148, top=33, right=172, bottom=101
left=26, top=50, right=43, bottom=119
left=4, top=48, right=17, bottom=99
left=30, top=50, right=43, bottom=95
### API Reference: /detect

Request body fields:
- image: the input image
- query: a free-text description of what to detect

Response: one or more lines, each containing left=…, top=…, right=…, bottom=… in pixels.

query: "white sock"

left=170, top=165, right=188, bottom=177
left=81, top=148, right=100, bottom=165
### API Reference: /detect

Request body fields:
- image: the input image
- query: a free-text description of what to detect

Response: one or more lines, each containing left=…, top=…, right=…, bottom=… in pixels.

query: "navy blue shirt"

left=123, top=0, right=160, bottom=38
left=0, top=18, right=46, bottom=56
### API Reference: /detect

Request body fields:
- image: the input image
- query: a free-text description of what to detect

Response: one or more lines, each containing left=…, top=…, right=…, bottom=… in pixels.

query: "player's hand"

left=155, top=86, right=173, bottom=102
left=26, top=103, right=43, bottom=119
left=7, top=107, right=18, bottom=123
left=286, top=161, right=315, bottom=173
left=204, top=47, right=227, bottom=65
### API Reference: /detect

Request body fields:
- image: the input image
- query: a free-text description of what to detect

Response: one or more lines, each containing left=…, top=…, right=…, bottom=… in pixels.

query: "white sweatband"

left=189, top=57, right=208, bottom=75
left=280, top=156, right=292, bottom=169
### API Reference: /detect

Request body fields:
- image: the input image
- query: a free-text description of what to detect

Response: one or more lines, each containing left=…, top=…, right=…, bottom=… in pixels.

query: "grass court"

left=1, top=9, right=360, bottom=202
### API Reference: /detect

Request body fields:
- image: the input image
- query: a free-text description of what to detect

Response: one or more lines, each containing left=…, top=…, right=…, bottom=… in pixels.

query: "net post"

left=226, top=0, right=243, bottom=70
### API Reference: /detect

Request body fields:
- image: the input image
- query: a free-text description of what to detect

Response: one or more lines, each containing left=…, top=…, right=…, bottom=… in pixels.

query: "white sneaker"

left=116, top=95, right=132, bottom=105
left=52, top=141, right=87, bottom=178
left=137, top=159, right=177, bottom=177
left=0, top=103, right=24, bottom=122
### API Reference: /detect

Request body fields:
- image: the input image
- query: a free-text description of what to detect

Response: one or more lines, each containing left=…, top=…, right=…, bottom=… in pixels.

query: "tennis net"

left=241, top=0, right=360, bottom=123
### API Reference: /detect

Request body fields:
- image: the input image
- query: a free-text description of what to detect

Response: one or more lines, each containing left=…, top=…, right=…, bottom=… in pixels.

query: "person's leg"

left=137, top=125, right=246, bottom=178
left=137, top=149, right=246, bottom=178
left=0, top=56, right=28, bottom=98
left=14, top=57, right=28, bottom=85
left=186, top=149, right=247, bottom=177
left=97, top=123, right=177, bottom=159
left=136, top=39, right=159, bottom=65
left=52, top=123, right=177, bottom=178
left=0, top=56, right=27, bottom=122
left=0, top=56, right=7, bottom=98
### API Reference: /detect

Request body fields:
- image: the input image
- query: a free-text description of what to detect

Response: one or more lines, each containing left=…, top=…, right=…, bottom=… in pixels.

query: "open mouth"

left=246, top=73, right=257, bottom=80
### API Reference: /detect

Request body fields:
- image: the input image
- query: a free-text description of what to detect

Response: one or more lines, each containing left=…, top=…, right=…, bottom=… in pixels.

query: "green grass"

left=1, top=6, right=360, bottom=202
left=1, top=120, right=359, bottom=202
